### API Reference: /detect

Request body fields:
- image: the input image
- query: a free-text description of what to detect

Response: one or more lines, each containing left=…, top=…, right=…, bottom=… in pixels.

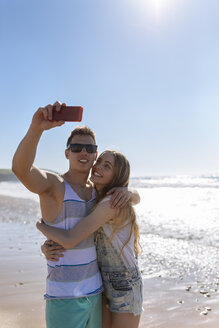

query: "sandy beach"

left=1, top=180, right=219, bottom=328
left=0, top=221, right=46, bottom=328
left=1, top=221, right=219, bottom=328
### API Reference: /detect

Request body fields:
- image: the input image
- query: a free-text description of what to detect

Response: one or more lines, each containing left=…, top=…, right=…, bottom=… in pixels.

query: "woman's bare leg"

left=111, top=312, right=141, bottom=328
left=102, top=294, right=112, bottom=328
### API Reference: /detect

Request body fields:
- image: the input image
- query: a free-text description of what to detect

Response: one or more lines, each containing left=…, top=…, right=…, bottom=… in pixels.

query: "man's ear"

left=65, top=149, right=69, bottom=159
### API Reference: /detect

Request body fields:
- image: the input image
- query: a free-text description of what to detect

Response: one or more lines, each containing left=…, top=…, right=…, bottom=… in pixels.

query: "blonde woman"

left=37, top=150, right=143, bottom=328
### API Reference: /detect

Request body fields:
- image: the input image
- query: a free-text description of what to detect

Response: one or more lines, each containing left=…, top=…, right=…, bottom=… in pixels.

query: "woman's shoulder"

left=99, top=195, right=111, bottom=204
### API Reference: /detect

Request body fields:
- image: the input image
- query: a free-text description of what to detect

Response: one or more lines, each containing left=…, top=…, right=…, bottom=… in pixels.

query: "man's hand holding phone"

left=31, top=101, right=83, bottom=132
left=31, top=101, right=66, bottom=132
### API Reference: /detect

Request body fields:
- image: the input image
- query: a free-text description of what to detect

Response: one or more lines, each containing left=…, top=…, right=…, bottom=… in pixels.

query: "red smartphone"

left=52, top=106, right=83, bottom=122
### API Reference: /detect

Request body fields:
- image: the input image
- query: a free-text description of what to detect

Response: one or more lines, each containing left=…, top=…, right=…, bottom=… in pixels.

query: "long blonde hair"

left=96, top=150, right=141, bottom=256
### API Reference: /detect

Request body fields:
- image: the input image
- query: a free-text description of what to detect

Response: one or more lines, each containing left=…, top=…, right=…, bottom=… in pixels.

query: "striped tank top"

left=44, top=181, right=103, bottom=299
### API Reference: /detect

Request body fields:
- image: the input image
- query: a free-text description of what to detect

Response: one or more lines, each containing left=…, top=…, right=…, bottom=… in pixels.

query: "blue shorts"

left=46, top=294, right=102, bottom=328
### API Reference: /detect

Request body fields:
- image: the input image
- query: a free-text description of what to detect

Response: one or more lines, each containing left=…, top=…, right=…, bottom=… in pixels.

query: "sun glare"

left=153, top=0, right=170, bottom=20
left=135, top=0, right=170, bottom=22
left=154, top=0, right=162, bottom=20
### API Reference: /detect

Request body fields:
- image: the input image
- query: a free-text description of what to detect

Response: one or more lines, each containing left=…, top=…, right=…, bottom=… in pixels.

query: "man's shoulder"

left=45, top=170, right=64, bottom=182
left=40, top=170, right=65, bottom=196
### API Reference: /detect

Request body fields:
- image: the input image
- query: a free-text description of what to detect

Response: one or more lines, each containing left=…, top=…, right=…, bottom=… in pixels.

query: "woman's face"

left=90, top=152, right=115, bottom=189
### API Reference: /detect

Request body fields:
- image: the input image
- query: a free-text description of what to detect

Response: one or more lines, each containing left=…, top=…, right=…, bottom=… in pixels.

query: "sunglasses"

left=68, top=143, right=98, bottom=153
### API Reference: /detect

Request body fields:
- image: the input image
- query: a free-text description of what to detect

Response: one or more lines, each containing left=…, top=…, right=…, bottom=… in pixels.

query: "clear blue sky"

left=1, top=0, right=219, bottom=176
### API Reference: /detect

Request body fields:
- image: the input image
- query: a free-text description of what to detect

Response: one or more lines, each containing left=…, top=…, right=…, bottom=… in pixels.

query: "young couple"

left=12, top=101, right=143, bottom=328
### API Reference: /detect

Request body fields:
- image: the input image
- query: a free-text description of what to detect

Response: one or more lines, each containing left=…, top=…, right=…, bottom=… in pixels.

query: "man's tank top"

left=44, top=181, right=103, bottom=299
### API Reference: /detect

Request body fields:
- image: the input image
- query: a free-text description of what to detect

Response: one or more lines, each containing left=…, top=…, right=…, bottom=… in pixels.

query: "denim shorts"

left=101, top=266, right=143, bottom=315
left=96, top=228, right=143, bottom=316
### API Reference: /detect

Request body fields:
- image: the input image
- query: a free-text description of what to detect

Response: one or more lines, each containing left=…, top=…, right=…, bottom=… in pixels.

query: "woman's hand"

left=106, top=187, right=131, bottom=209
left=106, top=187, right=140, bottom=208
left=41, top=240, right=66, bottom=262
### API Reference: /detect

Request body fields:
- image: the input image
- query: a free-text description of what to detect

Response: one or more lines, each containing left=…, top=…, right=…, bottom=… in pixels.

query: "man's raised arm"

left=12, top=102, right=65, bottom=195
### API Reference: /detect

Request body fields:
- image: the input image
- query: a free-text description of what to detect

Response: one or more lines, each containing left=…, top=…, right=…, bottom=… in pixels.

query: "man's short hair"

left=66, top=126, right=96, bottom=148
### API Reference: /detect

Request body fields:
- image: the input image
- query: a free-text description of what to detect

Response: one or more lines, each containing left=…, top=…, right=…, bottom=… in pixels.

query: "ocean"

left=0, top=176, right=218, bottom=289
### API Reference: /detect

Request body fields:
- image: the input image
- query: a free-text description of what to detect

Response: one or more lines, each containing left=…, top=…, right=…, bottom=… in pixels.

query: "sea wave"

left=139, top=224, right=219, bottom=248
left=0, top=194, right=40, bottom=223
left=130, top=175, right=219, bottom=189
left=0, top=181, right=38, bottom=201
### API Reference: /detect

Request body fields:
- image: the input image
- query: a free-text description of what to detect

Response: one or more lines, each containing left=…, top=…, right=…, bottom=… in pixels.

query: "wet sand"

left=0, top=222, right=219, bottom=328
left=0, top=222, right=46, bottom=328
left=140, top=277, right=219, bottom=328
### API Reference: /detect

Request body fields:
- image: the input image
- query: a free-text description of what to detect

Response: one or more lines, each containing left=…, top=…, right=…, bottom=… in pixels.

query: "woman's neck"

left=95, top=184, right=104, bottom=199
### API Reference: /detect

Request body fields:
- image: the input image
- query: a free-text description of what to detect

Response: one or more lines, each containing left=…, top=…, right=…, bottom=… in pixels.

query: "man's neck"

left=62, top=169, right=90, bottom=188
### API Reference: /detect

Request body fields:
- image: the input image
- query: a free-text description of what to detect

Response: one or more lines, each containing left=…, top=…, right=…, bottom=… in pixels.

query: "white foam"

left=0, top=181, right=39, bottom=202
left=130, top=175, right=219, bottom=188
